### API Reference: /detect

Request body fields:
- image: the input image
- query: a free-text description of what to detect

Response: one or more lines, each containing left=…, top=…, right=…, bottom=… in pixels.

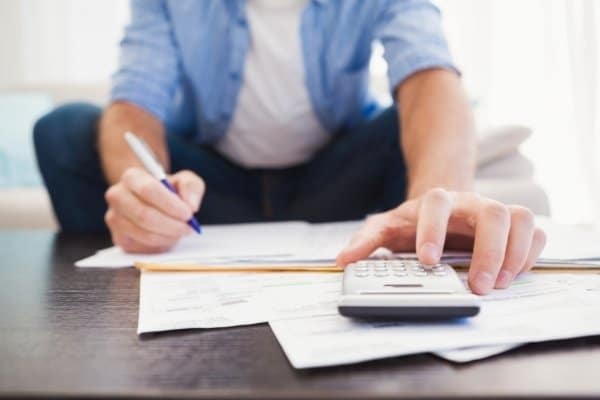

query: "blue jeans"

left=34, top=103, right=407, bottom=232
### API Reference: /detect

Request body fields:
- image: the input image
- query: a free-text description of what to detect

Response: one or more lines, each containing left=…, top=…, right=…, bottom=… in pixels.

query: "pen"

left=124, top=131, right=202, bottom=234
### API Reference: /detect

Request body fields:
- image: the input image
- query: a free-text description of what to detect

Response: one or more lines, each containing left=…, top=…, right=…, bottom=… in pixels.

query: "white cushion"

left=476, top=125, right=531, bottom=166
left=0, top=187, right=57, bottom=229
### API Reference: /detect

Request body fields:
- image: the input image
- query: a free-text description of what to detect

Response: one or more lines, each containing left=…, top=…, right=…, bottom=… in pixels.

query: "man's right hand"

left=104, top=167, right=205, bottom=253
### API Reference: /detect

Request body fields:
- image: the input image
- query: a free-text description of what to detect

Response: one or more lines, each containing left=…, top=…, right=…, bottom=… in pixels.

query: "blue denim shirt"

left=111, top=0, right=456, bottom=143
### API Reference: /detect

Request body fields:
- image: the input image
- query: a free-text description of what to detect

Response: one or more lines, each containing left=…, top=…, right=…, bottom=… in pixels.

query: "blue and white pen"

left=124, top=131, right=202, bottom=234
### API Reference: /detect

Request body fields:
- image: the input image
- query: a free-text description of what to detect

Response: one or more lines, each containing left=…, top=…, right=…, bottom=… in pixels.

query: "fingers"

left=105, top=177, right=192, bottom=254
left=105, top=209, right=177, bottom=253
left=122, top=168, right=192, bottom=221
left=111, top=232, right=171, bottom=254
left=415, top=188, right=452, bottom=264
left=334, top=186, right=546, bottom=296
left=170, top=170, right=205, bottom=212
left=522, top=228, right=547, bottom=272
left=494, top=206, right=535, bottom=288
left=468, top=201, right=511, bottom=295
left=104, top=167, right=207, bottom=253
left=336, top=212, right=401, bottom=267
left=106, top=183, right=190, bottom=237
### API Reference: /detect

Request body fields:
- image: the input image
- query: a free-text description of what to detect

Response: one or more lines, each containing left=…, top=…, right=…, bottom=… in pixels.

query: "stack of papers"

left=75, top=218, right=600, bottom=368
left=136, top=269, right=600, bottom=368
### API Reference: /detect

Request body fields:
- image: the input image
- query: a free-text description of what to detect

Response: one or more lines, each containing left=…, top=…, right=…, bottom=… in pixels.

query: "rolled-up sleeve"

left=374, top=0, right=459, bottom=95
left=110, top=0, right=180, bottom=122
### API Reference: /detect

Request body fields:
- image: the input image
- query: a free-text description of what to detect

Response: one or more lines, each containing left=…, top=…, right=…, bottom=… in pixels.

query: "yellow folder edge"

left=135, top=261, right=344, bottom=273
left=134, top=261, right=600, bottom=274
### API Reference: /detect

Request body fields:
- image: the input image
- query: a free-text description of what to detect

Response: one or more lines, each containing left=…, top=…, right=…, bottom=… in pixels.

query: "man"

left=34, top=0, right=545, bottom=295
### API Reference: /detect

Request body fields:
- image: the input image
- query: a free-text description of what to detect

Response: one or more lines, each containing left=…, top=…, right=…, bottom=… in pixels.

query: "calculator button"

left=374, top=266, right=388, bottom=271
left=393, top=271, right=408, bottom=277
left=411, top=266, right=425, bottom=271
left=354, top=271, right=370, bottom=277
left=413, top=271, right=427, bottom=277
left=433, top=271, right=447, bottom=276
left=374, top=271, right=389, bottom=277
left=432, top=265, right=446, bottom=271
left=391, top=266, right=406, bottom=271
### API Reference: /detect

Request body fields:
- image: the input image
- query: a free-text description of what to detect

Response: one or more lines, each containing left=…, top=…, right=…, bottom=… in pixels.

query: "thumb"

left=336, top=225, right=385, bottom=267
left=336, top=238, right=380, bottom=267
left=336, top=209, right=410, bottom=267
left=169, top=170, right=205, bottom=212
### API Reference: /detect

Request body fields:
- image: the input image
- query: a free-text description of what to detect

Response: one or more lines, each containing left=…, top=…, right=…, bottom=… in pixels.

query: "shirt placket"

left=300, top=0, right=333, bottom=134
left=220, top=1, right=249, bottom=132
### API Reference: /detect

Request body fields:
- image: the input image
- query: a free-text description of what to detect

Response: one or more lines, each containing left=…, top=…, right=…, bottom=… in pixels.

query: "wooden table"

left=1, top=230, right=600, bottom=399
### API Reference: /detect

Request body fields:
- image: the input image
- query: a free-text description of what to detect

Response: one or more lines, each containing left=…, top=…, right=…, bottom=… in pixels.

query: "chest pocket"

left=327, top=29, right=372, bottom=127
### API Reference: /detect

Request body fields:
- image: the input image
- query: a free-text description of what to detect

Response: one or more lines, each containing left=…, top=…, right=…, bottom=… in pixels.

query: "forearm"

left=98, top=102, right=169, bottom=185
left=397, top=69, right=476, bottom=199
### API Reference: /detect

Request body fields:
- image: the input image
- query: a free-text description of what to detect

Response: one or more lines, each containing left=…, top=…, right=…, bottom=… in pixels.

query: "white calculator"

left=338, top=260, right=480, bottom=320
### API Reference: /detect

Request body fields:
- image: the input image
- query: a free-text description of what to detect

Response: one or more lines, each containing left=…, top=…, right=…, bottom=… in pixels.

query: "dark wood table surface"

left=1, top=230, right=600, bottom=399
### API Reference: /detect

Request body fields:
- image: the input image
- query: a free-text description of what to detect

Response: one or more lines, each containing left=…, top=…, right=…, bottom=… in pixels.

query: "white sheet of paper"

left=137, top=271, right=341, bottom=334
left=269, top=273, right=600, bottom=368
left=77, top=221, right=361, bottom=268
left=536, top=217, right=600, bottom=260
left=433, top=343, right=523, bottom=363
left=76, top=218, right=600, bottom=269
left=435, top=270, right=600, bottom=362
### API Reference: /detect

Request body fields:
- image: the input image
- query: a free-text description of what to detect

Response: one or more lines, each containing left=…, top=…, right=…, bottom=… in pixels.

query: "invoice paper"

left=269, top=273, right=600, bottom=368
left=137, top=271, right=341, bottom=334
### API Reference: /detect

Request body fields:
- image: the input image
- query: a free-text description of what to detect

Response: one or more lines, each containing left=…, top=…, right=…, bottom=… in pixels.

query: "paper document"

left=137, top=271, right=341, bottom=334
left=536, top=217, right=600, bottom=260
left=434, top=343, right=523, bottom=363
left=269, top=273, right=600, bottom=368
left=436, top=270, right=600, bottom=362
left=77, top=221, right=361, bottom=268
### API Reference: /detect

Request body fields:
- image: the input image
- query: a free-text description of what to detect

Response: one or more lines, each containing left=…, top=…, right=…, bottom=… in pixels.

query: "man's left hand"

left=336, top=188, right=546, bottom=295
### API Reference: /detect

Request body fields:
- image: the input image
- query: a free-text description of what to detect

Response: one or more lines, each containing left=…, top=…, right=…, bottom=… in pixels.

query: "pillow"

left=476, top=125, right=532, bottom=166
left=476, top=150, right=534, bottom=179
left=0, top=92, right=52, bottom=187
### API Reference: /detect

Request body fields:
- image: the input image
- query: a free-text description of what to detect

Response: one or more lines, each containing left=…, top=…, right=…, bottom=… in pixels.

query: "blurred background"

left=0, top=0, right=598, bottom=228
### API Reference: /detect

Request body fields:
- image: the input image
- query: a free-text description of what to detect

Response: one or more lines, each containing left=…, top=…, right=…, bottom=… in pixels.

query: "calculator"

left=338, top=260, right=481, bottom=320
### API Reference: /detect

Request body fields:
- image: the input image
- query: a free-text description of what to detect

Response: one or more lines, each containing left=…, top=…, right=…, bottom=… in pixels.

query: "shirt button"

left=230, top=71, right=240, bottom=80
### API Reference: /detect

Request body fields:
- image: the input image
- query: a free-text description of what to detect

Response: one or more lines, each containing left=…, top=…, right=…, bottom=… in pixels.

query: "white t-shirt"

left=215, top=0, right=330, bottom=168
